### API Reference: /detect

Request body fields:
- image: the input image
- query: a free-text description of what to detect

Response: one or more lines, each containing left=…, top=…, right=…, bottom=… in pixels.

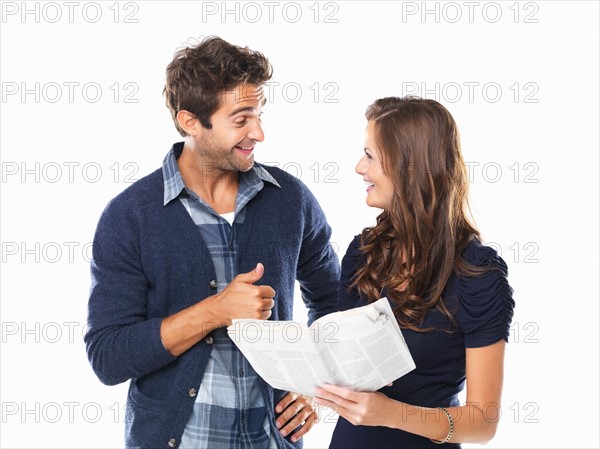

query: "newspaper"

left=227, top=297, right=416, bottom=397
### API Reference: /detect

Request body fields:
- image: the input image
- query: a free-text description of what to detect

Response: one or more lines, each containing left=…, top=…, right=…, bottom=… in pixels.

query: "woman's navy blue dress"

left=329, top=235, right=515, bottom=449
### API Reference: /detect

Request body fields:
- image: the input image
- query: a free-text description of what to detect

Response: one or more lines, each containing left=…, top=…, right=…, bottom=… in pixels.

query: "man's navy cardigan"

left=84, top=161, right=340, bottom=449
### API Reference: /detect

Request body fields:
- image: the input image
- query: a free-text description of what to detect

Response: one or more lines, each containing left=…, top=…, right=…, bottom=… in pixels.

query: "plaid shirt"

left=162, top=148, right=279, bottom=449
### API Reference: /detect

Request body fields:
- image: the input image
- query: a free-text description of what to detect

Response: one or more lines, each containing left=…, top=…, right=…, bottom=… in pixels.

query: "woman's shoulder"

left=345, top=234, right=363, bottom=256
left=340, top=234, right=363, bottom=276
left=461, top=238, right=507, bottom=272
left=336, top=234, right=367, bottom=311
left=456, top=237, right=513, bottom=298
left=453, top=238, right=516, bottom=346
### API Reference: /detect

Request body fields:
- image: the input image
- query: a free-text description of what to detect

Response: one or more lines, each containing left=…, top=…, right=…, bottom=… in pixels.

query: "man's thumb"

left=238, top=263, right=264, bottom=284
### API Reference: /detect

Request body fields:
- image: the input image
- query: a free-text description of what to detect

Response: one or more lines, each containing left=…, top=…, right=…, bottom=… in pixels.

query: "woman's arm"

left=314, top=339, right=506, bottom=444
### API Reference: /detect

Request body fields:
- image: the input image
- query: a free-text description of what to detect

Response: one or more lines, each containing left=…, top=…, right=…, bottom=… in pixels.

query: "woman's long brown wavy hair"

left=351, top=97, right=481, bottom=331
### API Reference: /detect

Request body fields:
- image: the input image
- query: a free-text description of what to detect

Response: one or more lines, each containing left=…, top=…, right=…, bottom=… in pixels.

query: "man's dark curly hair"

left=163, top=36, right=273, bottom=136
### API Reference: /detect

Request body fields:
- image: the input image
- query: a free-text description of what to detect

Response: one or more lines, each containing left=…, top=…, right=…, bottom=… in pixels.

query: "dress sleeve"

left=337, top=235, right=364, bottom=311
left=455, top=242, right=516, bottom=348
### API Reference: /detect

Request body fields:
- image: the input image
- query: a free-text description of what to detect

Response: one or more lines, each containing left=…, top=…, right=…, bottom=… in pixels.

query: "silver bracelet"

left=430, top=407, right=454, bottom=444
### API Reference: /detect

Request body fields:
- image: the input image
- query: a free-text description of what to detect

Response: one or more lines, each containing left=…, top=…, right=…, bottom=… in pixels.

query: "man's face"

left=194, top=84, right=266, bottom=173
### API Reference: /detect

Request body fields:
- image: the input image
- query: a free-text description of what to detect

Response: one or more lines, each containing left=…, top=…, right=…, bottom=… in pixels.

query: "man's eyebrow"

left=228, top=106, right=254, bottom=117
left=228, top=98, right=267, bottom=118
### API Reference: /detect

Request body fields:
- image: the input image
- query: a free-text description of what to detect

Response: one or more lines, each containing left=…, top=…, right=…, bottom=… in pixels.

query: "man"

left=84, top=36, right=340, bottom=449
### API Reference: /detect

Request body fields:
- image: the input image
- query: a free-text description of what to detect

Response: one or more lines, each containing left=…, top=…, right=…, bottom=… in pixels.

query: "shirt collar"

left=162, top=142, right=280, bottom=206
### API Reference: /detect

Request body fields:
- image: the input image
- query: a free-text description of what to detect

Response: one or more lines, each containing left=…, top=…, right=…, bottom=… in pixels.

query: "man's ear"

left=176, top=110, right=203, bottom=136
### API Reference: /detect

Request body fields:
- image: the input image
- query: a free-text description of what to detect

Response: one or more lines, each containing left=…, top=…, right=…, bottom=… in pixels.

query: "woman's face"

left=355, top=120, right=394, bottom=210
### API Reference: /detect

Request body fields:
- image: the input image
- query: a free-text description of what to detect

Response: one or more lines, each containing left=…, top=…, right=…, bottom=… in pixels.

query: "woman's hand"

left=313, top=384, right=395, bottom=427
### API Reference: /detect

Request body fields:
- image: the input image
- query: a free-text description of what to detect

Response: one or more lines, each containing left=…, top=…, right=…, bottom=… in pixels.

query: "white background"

left=1, top=1, right=598, bottom=448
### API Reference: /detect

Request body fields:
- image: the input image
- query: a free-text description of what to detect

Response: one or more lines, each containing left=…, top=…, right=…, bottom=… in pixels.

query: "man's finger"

left=288, top=412, right=318, bottom=442
left=279, top=406, right=315, bottom=440
left=236, top=262, right=264, bottom=284
left=257, top=285, right=276, bottom=298
left=261, top=298, right=275, bottom=311
left=275, top=392, right=298, bottom=414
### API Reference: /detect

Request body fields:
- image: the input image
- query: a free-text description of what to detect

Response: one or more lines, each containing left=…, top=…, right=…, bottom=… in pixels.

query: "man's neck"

left=177, top=146, right=239, bottom=214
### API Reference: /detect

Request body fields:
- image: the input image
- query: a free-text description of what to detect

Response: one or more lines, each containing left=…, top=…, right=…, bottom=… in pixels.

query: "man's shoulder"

left=255, top=162, right=311, bottom=196
left=102, top=168, right=163, bottom=217
left=254, top=163, right=330, bottom=228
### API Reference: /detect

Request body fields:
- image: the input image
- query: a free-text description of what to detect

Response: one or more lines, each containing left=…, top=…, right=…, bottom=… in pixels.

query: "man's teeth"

left=237, top=146, right=253, bottom=150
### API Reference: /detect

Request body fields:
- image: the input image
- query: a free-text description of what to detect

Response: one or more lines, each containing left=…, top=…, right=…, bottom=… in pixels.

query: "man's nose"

left=248, top=120, right=265, bottom=142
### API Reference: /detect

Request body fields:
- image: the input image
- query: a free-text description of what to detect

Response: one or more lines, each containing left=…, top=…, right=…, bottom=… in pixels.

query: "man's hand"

left=159, top=263, right=274, bottom=356
left=275, top=392, right=319, bottom=442
left=210, top=262, right=276, bottom=326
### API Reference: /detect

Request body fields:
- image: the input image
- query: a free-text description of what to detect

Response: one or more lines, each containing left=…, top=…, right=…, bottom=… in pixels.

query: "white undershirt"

left=219, top=211, right=234, bottom=226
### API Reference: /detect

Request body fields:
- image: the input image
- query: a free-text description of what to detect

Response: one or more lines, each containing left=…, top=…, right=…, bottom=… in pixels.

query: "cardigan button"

left=209, top=280, right=218, bottom=290
left=168, top=438, right=177, bottom=448
left=205, top=336, right=214, bottom=345
left=188, top=387, right=197, bottom=398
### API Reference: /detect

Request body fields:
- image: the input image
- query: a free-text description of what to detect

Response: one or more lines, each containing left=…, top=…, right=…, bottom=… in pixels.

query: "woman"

left=314, top=97, right=515, bottom=448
